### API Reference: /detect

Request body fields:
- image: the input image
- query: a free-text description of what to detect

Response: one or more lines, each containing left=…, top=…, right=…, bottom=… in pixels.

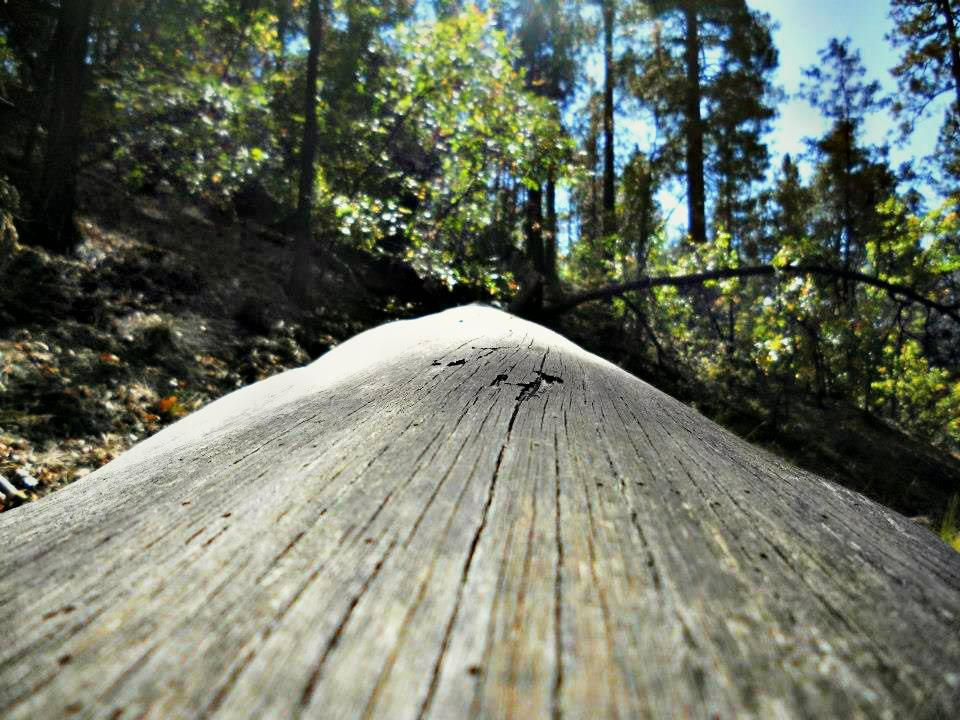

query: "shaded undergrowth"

left=556, top=304, right=960, bottom=546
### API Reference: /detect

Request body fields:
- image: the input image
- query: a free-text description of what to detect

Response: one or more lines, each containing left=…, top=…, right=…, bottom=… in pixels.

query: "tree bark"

left=544, top=171, right=558, bottom=288
left=518, top=182, right=546, bottom=312
left=631, top=153, right=654, bottom=276
left=602, top=0, right=617, bottom=238
left=524, top=183, right=545, bottom=275
left=289, top=0, right=323, bottom=305
left=584, top=113, right=600, bottom=242
left=275, top=1, right=289, bottom=71
left=34, top=0, right=94, bottom=253
left=938, top=0, right=960, bottom=108
left=0, top=306, right=958, bottom=718
left=683, top=3, right=707, bottom=244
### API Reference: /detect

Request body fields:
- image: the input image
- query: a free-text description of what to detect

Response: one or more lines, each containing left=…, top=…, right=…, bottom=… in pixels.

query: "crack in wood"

left=364, top=402, right=501, bottom=717
left=418, top=354, right=547, bottom=719
left=403, top=413, right=492, bottom=550
left=296, top=537, right=399, bottom=715
left=551, top=427, right=565, bottom=720
left=256, top=531, right=307, bottom=585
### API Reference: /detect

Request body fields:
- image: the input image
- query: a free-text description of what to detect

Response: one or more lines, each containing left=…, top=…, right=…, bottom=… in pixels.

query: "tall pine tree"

left=801, top=38, right=896, bottom=275
left=888, top=0, right=960, bottom=193
left=636, top=1, right=777, bottom=245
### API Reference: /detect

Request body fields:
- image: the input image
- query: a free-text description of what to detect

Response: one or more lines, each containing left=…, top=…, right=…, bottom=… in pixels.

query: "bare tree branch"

left=544, top=264, right=960, bottom=324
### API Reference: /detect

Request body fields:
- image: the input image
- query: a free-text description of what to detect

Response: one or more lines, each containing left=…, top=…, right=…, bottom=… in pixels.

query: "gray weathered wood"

left=1, top=305, right=958, bottom=719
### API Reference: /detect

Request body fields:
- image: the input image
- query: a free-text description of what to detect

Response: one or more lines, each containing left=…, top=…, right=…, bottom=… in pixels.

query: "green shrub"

left=940, top=494, right=960, bottom=553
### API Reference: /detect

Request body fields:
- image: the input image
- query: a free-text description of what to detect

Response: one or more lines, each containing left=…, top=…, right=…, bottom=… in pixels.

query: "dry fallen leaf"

left=156, top=395, right=178, bottom=413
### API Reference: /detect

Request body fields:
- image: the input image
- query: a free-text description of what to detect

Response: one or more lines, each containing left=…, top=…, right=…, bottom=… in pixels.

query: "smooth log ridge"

left=1, top=305, right=958, bottom=719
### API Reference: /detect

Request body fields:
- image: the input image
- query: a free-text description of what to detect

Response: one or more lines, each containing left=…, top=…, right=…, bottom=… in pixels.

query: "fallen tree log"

left=1, top=305, right=958, bottom=718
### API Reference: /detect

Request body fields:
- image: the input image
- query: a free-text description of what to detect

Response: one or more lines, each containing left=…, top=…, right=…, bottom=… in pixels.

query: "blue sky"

left=749, top=0, right=941, bottom=172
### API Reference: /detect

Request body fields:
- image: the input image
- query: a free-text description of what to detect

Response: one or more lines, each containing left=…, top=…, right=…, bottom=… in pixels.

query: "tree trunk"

left=840, top=120, right=855, bottom=274
left=519, top=183, right=545, bottom=313
left=584, top=113, right=600, bottom=243
left=544, top=172, right=558, bottom=289
left=34, top=0, right=94, bottom=253
left=632, top=154, right=653, bottom=277
left=1, top=306, right=958, bottom=718
left=602, top=0, right=617, bottom=238
left=289, top=0, right=323, bottom=305
left=683, top=3, right=706, bottom=244
left=939, top=0, right=960, bottom=108
left=20, top=16, right=56, bottom=172
left=524, top=183, right=545, bottom=275
left=275, top=0, right=290, bottom=71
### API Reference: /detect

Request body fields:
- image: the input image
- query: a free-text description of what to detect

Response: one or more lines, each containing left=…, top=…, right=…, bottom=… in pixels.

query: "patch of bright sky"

left=749, top=0, right=942, bottom=174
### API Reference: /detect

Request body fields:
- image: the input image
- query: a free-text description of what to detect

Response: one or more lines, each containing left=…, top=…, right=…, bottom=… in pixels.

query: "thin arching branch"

left=544, top=264, right=960, bottom=324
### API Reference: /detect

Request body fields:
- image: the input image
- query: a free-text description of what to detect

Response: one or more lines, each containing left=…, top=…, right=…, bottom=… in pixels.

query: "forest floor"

left=0, top=169, right=372, bottom=509
left=1, top=170, right=959, bottom=549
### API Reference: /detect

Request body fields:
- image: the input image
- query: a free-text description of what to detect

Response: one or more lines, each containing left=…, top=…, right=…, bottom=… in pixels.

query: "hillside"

left=0, top=169, right=363, bottom=506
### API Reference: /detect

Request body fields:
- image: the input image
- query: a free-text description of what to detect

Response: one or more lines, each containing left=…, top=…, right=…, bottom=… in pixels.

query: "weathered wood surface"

left=1, top=305, right=959, bottom=719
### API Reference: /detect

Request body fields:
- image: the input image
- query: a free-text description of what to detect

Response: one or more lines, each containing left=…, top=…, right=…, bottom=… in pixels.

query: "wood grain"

left=1, top=305, right=958, bottom=719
